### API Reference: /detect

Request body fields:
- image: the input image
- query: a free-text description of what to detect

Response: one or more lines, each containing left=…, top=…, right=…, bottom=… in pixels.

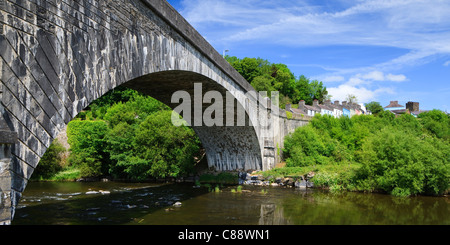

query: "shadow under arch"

left=122, top=70, right=263, bottom=171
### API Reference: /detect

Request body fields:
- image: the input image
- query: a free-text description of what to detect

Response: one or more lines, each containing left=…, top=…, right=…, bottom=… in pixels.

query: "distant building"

left=384, top=100, right=428, bottom=117
left=296, top=100, right=320, bottom=117
left=384, top=100, right=405, bottom=111
left=313, top=99, right=333, bottom=116
left=384, top=100, right=407, bottom=116
left=324, top=100, right=343, bottom=118
left=340, top=101, right=350, bottom=117
left=405, top=101, right=428, bottom=117
left=286, top=99, right=374, bottom=119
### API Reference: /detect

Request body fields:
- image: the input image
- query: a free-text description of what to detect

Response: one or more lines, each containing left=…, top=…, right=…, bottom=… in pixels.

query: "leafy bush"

left=32, top=139, right=66, bottom=180
left=284, top=126, right=332, bottom=166
left=67, top=120, right=109, bottom=177
left=283, top=113, right=449, bottom=196
left=357, top=128, right=449, bottom=196
left=64, top=88, right=202, bottom=181
left=107, top=110, right=200, bottom=180
left=418, top=110, right=449, bottom=140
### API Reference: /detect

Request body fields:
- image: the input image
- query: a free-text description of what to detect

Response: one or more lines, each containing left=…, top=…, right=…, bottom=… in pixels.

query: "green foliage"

left=418, top=109, right=449, bottom=141
left=32, top=139, right=66, bottom=180
left=357, top=128, right=449, bottom=196
left=365, top=101, right=384, bottom=115
left=283, top=112, right=450, bottom=196
left=286, top=111, right=293, bottom=119
left=64, top=88, right=202, bottom=181
left=225, top=55, right=328, bottom=107
left=67, top=120, right=109, bottom=177
left=48, top=166, right=81, bottom=181
left=112, top=110, right=200, bottom=180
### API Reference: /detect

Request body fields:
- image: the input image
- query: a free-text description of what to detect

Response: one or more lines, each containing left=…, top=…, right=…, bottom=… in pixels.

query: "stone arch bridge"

left=0, top=0, right=308, bottom=224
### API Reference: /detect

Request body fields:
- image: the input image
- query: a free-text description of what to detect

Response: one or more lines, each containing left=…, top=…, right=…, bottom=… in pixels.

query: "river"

left=12, top=181, right=449, bottom=225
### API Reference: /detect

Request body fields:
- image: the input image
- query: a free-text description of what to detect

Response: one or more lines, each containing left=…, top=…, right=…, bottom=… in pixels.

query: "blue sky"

left=166, top=0, right=450, bottom=111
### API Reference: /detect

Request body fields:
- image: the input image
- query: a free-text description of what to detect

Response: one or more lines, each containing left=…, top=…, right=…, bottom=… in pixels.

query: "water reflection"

left=13, top=182, right=449, bottom=225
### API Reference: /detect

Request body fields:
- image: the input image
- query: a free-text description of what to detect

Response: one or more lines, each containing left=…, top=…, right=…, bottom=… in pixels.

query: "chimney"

left=298, top=100, right=305, bottom=110
left=334, top=100, right=340, bottom=106
left=325, top=100, right=331, bottom=106
left=285, top=103, right=291, bottom=111
left=342, top=101, right=347, bottom=107
left=313, top=99, right=319, bottom=107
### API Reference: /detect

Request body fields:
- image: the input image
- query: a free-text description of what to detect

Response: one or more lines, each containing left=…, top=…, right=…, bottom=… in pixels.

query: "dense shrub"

left=32, top=139, right=66, bottom=180
left=64, top=88, right=202, bottom=180
left=67, top=120, right=109, bottom=177
left=418, top=110, right=449, bottom=141
left=106, top=110, right=200, bottom=180
left=284, top=112, right=450, bottom=196
left=357, top=127, right=449, bottom=196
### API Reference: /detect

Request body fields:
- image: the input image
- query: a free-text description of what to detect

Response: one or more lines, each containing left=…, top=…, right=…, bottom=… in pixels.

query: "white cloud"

left=327, top=84, right=394, bottom=104
left=353, top=71, right=407, bottom=82
left=180, top=0, right=450, bottom=71
left=325, top=70, right=404, bottom=103
left=346, top=77, right=366, bottom=86
left=385, top=73, right=407, bottom=82
left=360, top=71, right=385, bottom=81
left=175, top=0, right=449, bottom=110
left=220, top=0, right=450, bottom=49
left=320, top=75, right=345, bottom=83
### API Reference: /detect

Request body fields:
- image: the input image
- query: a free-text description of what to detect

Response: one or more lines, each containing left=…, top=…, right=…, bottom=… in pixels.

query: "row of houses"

left=286, top=99, right=429, bottom=119
left=286, top=99, right=370, bottom=118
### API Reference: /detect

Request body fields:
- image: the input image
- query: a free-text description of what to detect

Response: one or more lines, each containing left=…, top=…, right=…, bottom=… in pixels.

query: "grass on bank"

left=48, top=167, right=82, bottom=181
left=261, top=163, right=363, bottom=192
left=31, top=166, right=82, bottom=182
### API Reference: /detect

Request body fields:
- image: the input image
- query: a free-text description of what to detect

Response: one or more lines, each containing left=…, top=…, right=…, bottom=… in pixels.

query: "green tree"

left=283, top=113, right=449, bottom=196
left=32, top=139, right=66, bottom=180
left=293, top=75, right=313, bottom=104
left=225, top=55, right=330, bottom=108
left=67, top=120, right=109, bottom=177
left=345, top=94, right=358, bottom=104
left=251, top=74, right=276, bottom=95
left=271, top=63, right=296, bottom=98
left=357, top=127, right=449, bottom=196
left=418, top=109, right=449, bottom=140
left=365, top=101, right=384, bottom=115
left=238, top=57, right=261, bottom=83
left=110, top=110, right=201, bottom=180
left=309, top=80, right=328, bottom=103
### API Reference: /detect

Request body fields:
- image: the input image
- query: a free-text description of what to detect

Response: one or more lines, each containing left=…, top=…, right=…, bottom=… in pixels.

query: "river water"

left=12, top=181, right=449, bottom=225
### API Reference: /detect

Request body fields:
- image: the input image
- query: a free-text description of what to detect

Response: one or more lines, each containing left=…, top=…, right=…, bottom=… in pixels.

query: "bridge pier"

left=0, top=96, right=19, bottom=225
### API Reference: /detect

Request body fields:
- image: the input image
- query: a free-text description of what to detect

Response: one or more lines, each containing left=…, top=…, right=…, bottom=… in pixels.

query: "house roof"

left=385, top=101, right=404, bottom=108
left=318, top=104, right=333, bottom=111
left=305, top=104, right=321, bottom=112
left=291, top=108, right=304, bottom=114
left=390, top=109, right=408, bottom=114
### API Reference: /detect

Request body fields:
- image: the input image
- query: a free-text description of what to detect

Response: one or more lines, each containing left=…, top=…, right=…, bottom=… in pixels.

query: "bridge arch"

left=0, top=0, right=276, bottom=223
left=123, top=70, right=263, bottom=171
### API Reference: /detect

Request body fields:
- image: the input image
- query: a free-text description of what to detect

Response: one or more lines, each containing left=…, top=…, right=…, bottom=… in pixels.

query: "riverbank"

left=241, top=162, right=449, bottom=197
left=32, top=161, right=448, bottom=197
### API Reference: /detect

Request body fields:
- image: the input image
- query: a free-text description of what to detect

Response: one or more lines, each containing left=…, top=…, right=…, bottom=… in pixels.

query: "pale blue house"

left=384, top=101, right=405, bottom=111
left=343, top=108, right=350, bottom=117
